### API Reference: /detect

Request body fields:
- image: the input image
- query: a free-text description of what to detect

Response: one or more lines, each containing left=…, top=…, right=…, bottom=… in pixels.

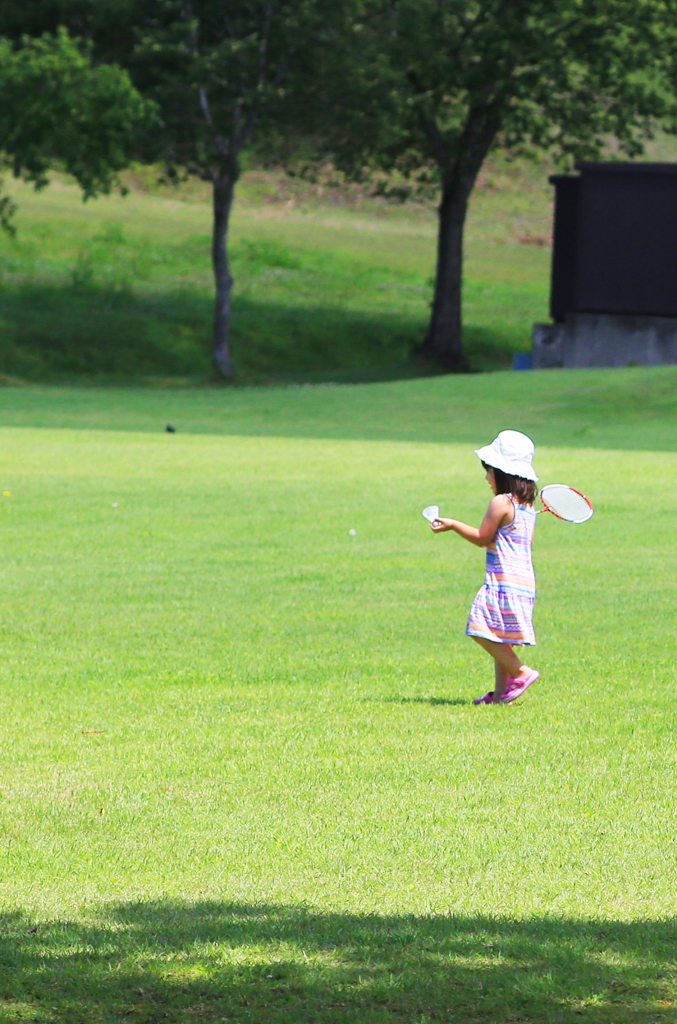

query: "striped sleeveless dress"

left=466, top=499, right=536, bottom=646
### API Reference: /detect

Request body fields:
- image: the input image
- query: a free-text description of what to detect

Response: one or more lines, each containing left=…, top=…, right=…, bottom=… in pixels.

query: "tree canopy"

left=0, top=28, right=152, bottom=231
left=0, top=0, right=345, bottom=377
left=123, top=0, right=341, bottom=376
left=309, top=0, right=677, bottom=366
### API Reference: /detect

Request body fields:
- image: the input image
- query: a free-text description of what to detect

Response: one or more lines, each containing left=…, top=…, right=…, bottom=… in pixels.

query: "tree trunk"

left=211, top=170, right=236, bottom=377
left=421, top=181, right=472, bottom=369
left=421, top=115, right=499, bottom=370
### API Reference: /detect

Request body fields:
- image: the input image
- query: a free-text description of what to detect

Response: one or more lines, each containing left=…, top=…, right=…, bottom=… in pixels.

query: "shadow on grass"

left=0, top=282, right=429, bottom=383
left=2, top=901, right=675, bottom=1023
left=0, top=281, right=518, bottom=384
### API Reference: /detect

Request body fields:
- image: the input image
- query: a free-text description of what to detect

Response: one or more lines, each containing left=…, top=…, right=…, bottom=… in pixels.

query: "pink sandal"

left=500, top=670, right=539, bottom=703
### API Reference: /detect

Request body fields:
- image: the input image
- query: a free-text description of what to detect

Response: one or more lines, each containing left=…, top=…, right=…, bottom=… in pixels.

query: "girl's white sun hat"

left=474, top=430, right=539, bottom=482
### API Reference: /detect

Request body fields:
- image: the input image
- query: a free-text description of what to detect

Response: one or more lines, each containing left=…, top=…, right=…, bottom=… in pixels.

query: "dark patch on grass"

left=0, top=282, right=212, bottom=379
left=0, top=281, right=430, bottom=382
left=462, top=325, right=525, bottom=371
left=0, top=278, right=518, bottom=383
left=2, top=902, right=675, bottom=1023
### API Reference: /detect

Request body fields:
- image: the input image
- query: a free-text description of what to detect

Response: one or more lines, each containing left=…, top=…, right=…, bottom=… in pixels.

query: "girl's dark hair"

left=481, top=461, right=536, bottom=505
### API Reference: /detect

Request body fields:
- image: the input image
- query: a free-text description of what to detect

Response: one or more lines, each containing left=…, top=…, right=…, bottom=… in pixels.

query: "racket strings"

left=540, top=485, right=592, bottom=523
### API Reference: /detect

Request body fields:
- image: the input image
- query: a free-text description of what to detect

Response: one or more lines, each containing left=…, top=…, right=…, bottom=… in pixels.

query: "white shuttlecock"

left=422, top=505, right=440, bottom=523
left=349, top=528, right=356, bottom=536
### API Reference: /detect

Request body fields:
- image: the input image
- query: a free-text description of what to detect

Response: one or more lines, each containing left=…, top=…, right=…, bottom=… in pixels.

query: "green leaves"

left=315, top=0, right=677, bottom=176
left=0, top=28, right=153, bottom=227
left=122, top=0, right=345, bottom=179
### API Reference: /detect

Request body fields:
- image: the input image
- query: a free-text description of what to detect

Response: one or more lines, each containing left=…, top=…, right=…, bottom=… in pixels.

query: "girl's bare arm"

left=431, top=495, right=513, bottom=548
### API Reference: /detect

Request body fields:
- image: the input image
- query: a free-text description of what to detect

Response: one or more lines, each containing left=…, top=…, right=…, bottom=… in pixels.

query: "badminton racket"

left=538, top=484, right=593, bottom=523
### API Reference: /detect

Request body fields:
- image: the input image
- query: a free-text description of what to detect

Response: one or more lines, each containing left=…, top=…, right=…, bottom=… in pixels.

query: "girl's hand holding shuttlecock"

left=422, top=505, right=444, bottom=531
left=422, top=506, right=454, bottom=532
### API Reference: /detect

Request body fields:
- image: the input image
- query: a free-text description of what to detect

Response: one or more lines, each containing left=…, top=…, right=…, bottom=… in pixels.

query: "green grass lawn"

left=0, top=371, right=676, bottom=1022
left=0, top=158, right=553, bottom=381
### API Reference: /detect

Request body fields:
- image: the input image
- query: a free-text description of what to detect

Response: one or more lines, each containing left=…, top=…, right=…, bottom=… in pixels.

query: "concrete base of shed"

left=532, top=313, right=677, bottom=368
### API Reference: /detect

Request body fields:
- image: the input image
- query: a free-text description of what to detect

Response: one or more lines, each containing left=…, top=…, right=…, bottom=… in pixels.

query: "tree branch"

left=404, top=67, right=449, bottom=166
left=257, top=2, right=275, bottom=91
left=186, top=162, right=215, bottom=182
left=185, top=2, right=230, bottom=161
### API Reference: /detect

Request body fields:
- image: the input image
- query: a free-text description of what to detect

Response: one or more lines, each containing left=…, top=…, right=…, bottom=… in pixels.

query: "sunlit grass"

left=0, top=373, right=675, bottom=1020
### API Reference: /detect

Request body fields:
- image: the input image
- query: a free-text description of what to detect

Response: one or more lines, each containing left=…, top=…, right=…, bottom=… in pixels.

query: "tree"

left=129, top=0, right=344, bottom=377
left=314, top=0, right=677, bottom=368
left=0, top=0, right=345, bottom=378
left=0, top=29, right=152, bottom=233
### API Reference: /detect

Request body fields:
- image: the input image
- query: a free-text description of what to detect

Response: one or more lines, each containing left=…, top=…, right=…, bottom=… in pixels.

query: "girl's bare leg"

left=494, top=659, right=511, bottom=701
left=472, top=637, right=534, bottom=701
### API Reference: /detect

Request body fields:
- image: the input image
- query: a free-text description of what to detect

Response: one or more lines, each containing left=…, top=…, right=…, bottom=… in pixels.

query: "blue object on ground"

left=513, top=352, right=533, bottom=370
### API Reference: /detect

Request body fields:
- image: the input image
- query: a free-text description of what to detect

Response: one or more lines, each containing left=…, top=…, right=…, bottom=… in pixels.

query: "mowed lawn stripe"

left=0, top=366, right=676, bottom=451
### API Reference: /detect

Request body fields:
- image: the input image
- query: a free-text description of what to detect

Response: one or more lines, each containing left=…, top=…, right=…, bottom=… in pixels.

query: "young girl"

left=432, top=430, right=540, bottom=704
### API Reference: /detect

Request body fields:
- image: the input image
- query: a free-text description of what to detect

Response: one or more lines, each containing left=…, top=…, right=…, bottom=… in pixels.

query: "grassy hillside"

left=0, top=156, right=554, bottom=381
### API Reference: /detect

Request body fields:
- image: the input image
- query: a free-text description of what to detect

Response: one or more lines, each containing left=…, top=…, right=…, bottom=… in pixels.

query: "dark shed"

left=550, top=162, right=677, bottom=322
